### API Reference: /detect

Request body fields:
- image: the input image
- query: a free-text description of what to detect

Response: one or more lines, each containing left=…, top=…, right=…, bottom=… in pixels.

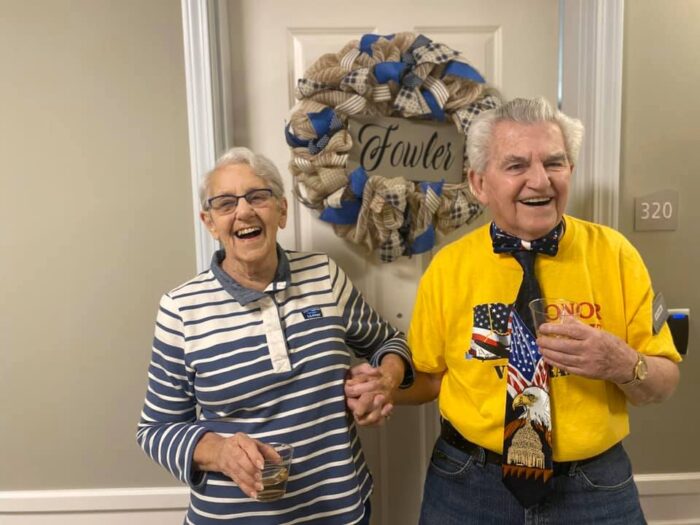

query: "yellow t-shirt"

left=408, top=215, right=681, bottom=462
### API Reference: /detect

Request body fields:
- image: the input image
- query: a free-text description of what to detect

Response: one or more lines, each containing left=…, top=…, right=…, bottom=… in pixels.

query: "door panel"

left=227, top=2, right=558, bottom=522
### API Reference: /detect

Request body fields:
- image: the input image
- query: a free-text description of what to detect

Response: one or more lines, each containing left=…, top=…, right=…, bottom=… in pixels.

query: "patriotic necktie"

left=491, top=221, right=563, bottom=508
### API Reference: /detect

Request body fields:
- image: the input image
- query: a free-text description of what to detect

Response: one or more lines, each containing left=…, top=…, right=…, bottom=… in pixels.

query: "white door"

left=224, top=1, right=559, bottom=522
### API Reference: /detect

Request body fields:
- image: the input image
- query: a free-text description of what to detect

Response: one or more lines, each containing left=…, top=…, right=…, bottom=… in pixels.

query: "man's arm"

left=392, top=370, right=443, bottom=405
left=612, top=348, right=680, bottom=406
left=538, top=321, right=680, bottom=405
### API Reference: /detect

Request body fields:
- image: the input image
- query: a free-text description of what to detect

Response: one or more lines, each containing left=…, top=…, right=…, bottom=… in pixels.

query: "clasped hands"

left=344, top=362, right=398, bottom=426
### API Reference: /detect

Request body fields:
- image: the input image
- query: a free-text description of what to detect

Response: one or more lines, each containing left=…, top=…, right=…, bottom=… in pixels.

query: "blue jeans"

left=419, top=437, right=646, bottom=525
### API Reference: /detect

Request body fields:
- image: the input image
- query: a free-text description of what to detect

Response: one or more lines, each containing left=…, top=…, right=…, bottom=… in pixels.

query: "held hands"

left=344, top=361, right=401, bottom=426
left=537, top=320, right=638, bottom=384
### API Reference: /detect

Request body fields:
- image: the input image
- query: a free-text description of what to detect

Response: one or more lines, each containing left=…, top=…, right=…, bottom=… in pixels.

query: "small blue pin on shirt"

left=302, top=308, right=323, bottom=320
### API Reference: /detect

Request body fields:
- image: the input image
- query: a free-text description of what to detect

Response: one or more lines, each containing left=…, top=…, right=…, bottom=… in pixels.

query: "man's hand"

left=537, top=319, right=680, bottom=405
left=344, top=360, right=401, bottom=426
left=536, top=320, right=637, bottom=383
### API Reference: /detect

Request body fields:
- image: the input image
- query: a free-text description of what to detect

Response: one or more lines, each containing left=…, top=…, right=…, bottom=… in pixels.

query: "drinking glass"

left=528, top=298, right=579, bottom=335
left=256, top=442, right=293, bottom=501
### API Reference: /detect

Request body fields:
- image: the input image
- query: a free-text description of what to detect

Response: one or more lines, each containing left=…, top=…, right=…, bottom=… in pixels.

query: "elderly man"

left=348, top=97, right=681, bottom=523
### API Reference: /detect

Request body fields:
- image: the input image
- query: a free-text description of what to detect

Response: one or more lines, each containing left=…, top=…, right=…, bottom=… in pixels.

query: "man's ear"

left=199, top=210, right=219, bottom=240
left=468, top=169, right=489, bottom=206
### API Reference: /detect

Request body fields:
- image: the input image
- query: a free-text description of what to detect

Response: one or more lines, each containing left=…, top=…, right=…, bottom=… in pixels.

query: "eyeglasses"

left=206, top=188, right=274, bottom=214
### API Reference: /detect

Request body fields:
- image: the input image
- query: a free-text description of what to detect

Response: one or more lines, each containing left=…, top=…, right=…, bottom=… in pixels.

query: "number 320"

left=640, top=201, right=673, bottom=220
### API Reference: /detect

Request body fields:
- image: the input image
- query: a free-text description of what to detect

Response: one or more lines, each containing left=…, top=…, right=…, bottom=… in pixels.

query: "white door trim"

left=560, top=0, right=624, bottom=228
left=181, top=0, right=218, bottom=272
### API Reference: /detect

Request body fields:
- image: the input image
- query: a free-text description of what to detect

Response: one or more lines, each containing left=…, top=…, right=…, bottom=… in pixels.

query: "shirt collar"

left=210, top=244, right=291, bottom=305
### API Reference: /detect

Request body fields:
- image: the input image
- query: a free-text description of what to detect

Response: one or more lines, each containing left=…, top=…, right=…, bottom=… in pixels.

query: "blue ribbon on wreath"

left=442, top=60, right=485, bottom=83
left=359, top=33, right=395, bottom=56
left=374, top=61, right=406, bottom=84
left=373, top=34, right=433, bottom=90
left=410, top=180, right=444, bottom=254
left=319, top=166, right=367, bottom=225
left=284, top=107, right=343, bottom=155
left=421, top=89, right=445, bottom=121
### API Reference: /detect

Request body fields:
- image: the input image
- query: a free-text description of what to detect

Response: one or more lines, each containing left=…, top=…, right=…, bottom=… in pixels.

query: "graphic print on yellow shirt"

left=469, top=302, right=511, bottom=360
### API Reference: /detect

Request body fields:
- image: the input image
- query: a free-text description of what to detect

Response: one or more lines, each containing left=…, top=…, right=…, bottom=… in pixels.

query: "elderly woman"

left=136, top=147, right=412, bottom=525
left=348, top=97, right=681, bottom=524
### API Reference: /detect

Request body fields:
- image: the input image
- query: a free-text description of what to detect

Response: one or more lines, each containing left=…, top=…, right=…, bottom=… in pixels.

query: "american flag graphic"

left=507, top=310, right=549, bottom=399
left=470, top=303, right=510, bottom=359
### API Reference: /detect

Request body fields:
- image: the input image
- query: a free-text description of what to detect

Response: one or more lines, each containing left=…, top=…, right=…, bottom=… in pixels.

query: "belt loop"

left=567, top=461, right=578, bottom=477
left=473, top=446, right=487, bottom=467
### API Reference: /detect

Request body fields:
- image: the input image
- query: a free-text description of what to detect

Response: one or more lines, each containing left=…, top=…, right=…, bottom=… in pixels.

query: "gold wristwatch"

left=620, top=353, right=648, bottom=386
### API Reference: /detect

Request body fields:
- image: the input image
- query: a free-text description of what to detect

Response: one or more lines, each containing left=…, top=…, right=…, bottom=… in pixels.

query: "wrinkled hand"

left=344, top=363, right=396, bottom=426
left=537, top=320, right=637, bottom=383
left=213, top=433, right=280, bottom=499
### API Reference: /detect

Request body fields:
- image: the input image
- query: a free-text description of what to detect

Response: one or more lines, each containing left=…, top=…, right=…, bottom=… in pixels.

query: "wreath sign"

left=285, top=32, right=501, bottom=262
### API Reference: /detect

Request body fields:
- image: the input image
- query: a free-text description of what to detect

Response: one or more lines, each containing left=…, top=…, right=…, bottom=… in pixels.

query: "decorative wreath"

left=285, top=32, right=501, bottom=262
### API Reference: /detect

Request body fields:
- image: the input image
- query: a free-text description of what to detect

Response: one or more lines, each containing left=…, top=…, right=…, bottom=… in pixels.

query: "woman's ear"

left=278, top=197, right=288, bottom=229
left=199, top=210, right=219, bottom=240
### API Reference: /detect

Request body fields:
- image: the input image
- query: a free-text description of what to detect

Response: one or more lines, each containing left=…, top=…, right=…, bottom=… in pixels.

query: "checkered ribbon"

left=393, top=37, right=461, bottom=117
left=353, top=177, right=410, bottom=262
left=435, top=187, right=483, bottom=232
left=453, top=94, right=500, bottom=137
left=340, top=67, right=371, bottom=96
left=408, top=181, right=444, bottom=254
left=285, top=107, right=344, bottom=155
left=296, top=78, right=331, bottom=99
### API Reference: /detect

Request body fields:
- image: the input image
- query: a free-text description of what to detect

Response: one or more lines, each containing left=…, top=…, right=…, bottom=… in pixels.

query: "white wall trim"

left=0, top=487, right=189, bottom=513
left=2, top=475, right=699, bottom=521
left=637, top=472, right=700, bottom=496
left=561, top=0, right=624, bottom=228
left=181, top=0, right=219, bottom=272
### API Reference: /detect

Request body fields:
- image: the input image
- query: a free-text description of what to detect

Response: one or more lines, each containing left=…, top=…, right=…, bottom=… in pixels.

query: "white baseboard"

left=0, top=486, right=190, bottom=513
left=637, top=473, right=700, bottom=524
left=1, top=474, right=699, bottom=524
left=0, top=487, right=189, bottom=525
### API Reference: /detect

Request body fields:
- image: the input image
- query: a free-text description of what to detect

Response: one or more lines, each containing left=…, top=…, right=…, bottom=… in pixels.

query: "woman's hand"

left=193, top=432, right=280, bottom=499
left=344, top=356, right=404, bottom=426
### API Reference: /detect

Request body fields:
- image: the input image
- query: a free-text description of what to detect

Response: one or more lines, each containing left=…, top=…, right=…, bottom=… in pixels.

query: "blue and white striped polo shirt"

left=137, top=248, right=412, bottom=524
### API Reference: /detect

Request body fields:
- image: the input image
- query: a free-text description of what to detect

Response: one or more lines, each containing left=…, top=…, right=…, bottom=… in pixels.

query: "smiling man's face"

left=469, top=120, right=572, bottom=240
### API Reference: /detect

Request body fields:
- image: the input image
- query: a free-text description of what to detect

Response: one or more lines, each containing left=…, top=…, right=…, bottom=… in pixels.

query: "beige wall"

left=620, top=0, right=700, bottom=472
left=0, top=0, right=194, bottom=488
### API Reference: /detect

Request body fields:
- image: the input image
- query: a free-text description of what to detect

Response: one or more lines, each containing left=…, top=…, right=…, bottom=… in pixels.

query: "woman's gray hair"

left=199, top=147, right=286, bottom=209
left=466, top=97, right=584, bottom=174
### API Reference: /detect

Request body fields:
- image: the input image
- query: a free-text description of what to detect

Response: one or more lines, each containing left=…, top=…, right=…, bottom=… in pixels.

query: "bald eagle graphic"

left=504, top=385, right=552, bottom=441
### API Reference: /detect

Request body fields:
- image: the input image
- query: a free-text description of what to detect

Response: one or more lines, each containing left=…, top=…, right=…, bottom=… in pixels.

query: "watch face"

left=637, top=355, right=649, bottom=380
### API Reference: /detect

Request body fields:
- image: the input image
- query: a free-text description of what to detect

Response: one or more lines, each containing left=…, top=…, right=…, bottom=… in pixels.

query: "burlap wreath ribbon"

left=286, top=32, right=501, bottom=262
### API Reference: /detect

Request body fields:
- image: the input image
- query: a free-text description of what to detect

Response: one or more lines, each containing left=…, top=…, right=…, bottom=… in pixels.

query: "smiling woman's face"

left=468, top=120, right=572, bottom=241
left=200, top=163, right=287, bottom=276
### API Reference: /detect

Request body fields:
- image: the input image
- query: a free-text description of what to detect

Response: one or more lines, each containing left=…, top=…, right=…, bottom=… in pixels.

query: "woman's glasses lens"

left=208, top=189, right=273, bottom=213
